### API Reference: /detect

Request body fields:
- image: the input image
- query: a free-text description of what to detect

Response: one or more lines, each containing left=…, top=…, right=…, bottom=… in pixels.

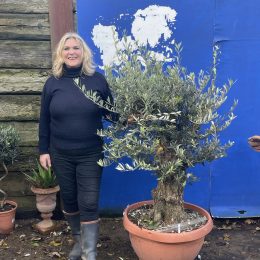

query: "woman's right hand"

left=39, top=154, right=52, bottom=170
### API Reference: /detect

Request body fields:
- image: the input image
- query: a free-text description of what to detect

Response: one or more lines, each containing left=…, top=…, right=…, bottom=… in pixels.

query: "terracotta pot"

left=0, top=200, right=17, bottom=234
left=123, top=200, right=213, bottom=260
left=31, top=186, right=60, bottom=233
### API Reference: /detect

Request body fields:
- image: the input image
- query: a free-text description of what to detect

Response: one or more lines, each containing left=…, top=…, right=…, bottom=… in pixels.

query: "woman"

left=39, top=32, right=114, bottom=260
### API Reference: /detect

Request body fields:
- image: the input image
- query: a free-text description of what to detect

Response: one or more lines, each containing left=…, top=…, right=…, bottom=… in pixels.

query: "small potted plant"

left=24, top=160, right=59, bottom=233
left=74, top=40, right=237, bottom=259
left=0, top=124, right=20, bottom=234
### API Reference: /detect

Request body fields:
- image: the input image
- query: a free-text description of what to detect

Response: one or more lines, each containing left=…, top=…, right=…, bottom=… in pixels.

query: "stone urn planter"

left=123, top=200, right=213, bottom=260
left=24, top=161, right=59, bottom=234
left=31, top=185, right=60, bottom=234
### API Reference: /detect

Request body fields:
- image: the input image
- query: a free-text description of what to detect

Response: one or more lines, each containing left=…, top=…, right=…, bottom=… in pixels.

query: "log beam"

left=48, top=0, right=75, bottom=51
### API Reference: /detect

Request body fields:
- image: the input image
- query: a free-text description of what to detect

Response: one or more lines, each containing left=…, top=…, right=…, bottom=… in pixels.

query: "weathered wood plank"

left=4, top=177, right=62, bottom=216
left=48, top=0, right=75, bottom=51
left=0, top=146, right=39, bottom=172
left=7, top=196, right=38, bottom=218
left=7, top=192, right=62, bottom=217
left=0, top=13, right=50, bottom=40
left=0, top=41, right=51, bottom=68
left=0, top=69, right=49, bottom=94
left=0, top=122, right=39, bottom=146
left=10, top=195, right=62, bottom=219
left=0, top=95, right=40, bottom=121
left=0, top=0, right=49, bottom=14
left=1, top=171, right=31, bottom=196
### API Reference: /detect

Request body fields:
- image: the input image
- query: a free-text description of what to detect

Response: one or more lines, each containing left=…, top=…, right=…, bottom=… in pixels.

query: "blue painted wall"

left=210, top=0, right=260, bottom=217
left=77, top=0, right=260, bottom=217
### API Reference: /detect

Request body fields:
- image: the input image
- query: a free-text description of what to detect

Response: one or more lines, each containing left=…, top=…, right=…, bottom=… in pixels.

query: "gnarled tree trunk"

left=152, top=176, right=187, bottom=224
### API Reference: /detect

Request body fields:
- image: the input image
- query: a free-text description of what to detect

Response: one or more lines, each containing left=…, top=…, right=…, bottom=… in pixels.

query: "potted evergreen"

left=0, top=125, right=20, bottom=234
left=24, top=161, right=59, bottom=234
left=74, top=40, right=237, bottom=259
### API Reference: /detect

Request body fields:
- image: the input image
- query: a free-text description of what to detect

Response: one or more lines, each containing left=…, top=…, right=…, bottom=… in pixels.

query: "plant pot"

left=31, top=185, right=60, bottom=234
left=0, top=200, right=17, bottom=234
left=123, top=200, right=213, bottom=260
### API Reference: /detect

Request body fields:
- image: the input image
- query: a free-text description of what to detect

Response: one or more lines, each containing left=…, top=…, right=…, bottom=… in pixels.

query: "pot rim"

left=0, top=200, right=18, bottom=214
left=31, top=185, right=60, bottom=195
left=123, top=200, right=213, bottom=243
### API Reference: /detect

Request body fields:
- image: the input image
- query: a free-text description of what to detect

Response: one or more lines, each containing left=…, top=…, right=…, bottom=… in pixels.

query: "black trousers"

left=50, top=147, right=103, bottom=222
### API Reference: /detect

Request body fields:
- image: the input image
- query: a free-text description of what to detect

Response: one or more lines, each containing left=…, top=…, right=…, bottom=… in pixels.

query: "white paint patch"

left=91, top=5, right=178, bottom=67
left=131, top=5, right=177, bottom=47
left=92, top=25, right=138, bottom=67
left=92, top=24, right=118, bottom=67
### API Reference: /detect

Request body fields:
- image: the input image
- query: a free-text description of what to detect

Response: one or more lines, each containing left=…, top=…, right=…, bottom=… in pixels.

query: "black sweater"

left=39, top=66, right=113, bottom=154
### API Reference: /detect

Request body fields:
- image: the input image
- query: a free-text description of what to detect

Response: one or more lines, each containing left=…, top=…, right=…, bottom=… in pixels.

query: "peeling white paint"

left=91, top=5, right=178, bottom=67
left=131, top=5, right=177, bottom=47
left=92, top=24, right=118, bottom=67
left=92, top=24, right=138, bottom=67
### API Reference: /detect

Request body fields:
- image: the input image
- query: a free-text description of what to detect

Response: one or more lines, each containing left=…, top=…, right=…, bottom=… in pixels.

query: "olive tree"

left=74, top=40, right=237, bottom=225
left=0, top=125, right=20, bottom=209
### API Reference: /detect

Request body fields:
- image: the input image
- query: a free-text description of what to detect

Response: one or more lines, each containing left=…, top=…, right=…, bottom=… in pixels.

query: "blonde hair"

left=52, top=32, right=96, bottom=78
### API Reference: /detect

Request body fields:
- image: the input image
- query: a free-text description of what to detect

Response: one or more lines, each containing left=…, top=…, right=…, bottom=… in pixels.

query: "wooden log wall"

left=0, top=0, right=75, bottom=216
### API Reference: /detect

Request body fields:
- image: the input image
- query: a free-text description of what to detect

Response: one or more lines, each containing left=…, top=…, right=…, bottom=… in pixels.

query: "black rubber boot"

left=81, top=222, right=99, bottom=260
left=65, top=213, right=82, bottom=260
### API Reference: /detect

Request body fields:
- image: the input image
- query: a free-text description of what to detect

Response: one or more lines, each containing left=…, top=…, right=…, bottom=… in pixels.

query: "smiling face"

left=62, top=38, right=83, bottom=68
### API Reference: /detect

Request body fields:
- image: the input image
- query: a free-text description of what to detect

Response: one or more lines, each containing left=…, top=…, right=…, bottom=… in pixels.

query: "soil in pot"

left=0, top=202, right=16, bottom=212
left=128, top=202, right=208, bottom=233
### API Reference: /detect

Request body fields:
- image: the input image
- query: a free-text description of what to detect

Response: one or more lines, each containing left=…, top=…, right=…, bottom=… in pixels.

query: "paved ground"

left=0, top=217, right=260, bottom=259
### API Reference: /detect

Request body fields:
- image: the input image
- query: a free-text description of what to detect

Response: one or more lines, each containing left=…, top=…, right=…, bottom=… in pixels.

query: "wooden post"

left=48, top=0, right=75, bottom=52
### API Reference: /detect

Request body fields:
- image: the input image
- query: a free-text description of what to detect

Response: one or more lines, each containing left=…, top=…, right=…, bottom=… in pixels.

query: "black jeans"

left=50, top=147, right=103, bottom=222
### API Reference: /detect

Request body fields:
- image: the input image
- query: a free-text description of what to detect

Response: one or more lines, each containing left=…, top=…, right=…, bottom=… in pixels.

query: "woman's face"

left=62, top=38, right=83, bottom=68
